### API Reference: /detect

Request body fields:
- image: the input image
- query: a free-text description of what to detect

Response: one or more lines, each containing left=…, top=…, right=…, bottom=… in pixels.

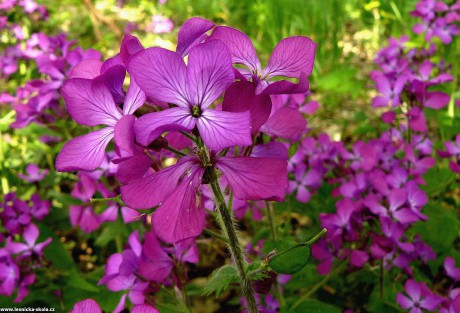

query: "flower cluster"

left=0, top=0, right=100, bottom=129
left=56, top=16, right=316, bottom=311
left=411, top=0, right=460, bottom=44
left=0, top=193, right=52, bottom=302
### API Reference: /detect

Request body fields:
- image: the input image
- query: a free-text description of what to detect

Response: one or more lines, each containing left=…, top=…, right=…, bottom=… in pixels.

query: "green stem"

left=203, top=228, right=230, bottom=244
left=265, top=201, right=285, bottom=307
left=265, top=201, right=277, bottom=242
left=306, top=228, right=328, bottom=245
left=210, top=175, right=258, bottom=313
left=90, top=195, right=125, bottom=207
left=180, top=131, right=197, bottom=143
left=164, top=146, right=186, bottom=157
left=292, top=261, right=347, bottom=309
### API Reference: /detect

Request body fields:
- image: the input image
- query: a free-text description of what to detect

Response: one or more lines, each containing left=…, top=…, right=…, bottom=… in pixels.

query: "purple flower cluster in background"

left=285, top=1, right=460, bottom=311
left=0, top=192, right=51, bottom=302
left=412, top=0, right=460, bottom=44
left=0, top=1, right=100, bottom=129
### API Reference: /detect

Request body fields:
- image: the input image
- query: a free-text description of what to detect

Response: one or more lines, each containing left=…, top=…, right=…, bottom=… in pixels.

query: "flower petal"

left=120, top=34, right=144, bottom=65
left=121, top=157, right=199, bottom=209
left=131, top=305, right=160, bottom=313
left=123, top=80, right=146, bottom=115
left=56, top=128, right=114, bottom=172
left=260, top=72, right=310, bottom=95
left=265, top=36, right=316, bottom=78
left=260, top=107, right=306, bottom=141
left=152, top=166, right=205, bottom=243
left=128, top=47, right=189, bottom=107
left=62, top=78, right=122, bottom=127
left=114, top=115, right=136, bottom=157
left=138, top=231, right=173, bottom=282
left=222, top=80, right=272, bottom=133
left=216, top=157, right=288, bottom=201
left=176, top=17, right=214, bottom=58
left=209, top=26, right=260, bottom=73
left=134, top=108, right=196, bottom=146
left=71, top=299, right=102, bottom=313
left=68, top=59, right=102, bottom=79
left=186, top=40, right=235, bottom=109
left=197, top=109, right=252, bottom=151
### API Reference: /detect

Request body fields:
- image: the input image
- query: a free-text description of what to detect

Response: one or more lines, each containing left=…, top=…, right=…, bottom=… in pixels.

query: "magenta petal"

left=62, top=79, right=122, bottom=127
left=114, top=115, right=135, bottom=157
left=176, top=17, right=214, bottom=58
left=222, top=80, right=272, bottom=133
left=120, top=34, right=144, bottom=65
left=396, top=293, right=413, bottom=310
left=424, top=92, right=450, bottom=109
left=131, top=304, right=160, bottom=313
left=152, top=167, right=205, bottom=243
left=128, top=47, right=189, bottom=107
left=209, top=26, right=260, bottom=73
left=123, top=80, right=146, bottom=115
left=95, top=65, right=127, bottom=104
left=216, top=157, right=288, bottom=201
left=70, top=205, right=101, bottom=233
left=134, top=108, right=196, bottom=146
left=68, top=59, right=102, bottom=79
left=265, top=36, right=316, bottom=78
left=259, top=72, right=310, bottom=95
left=138, top=231, right=173, bottom=282
left=251, top=142, right=289, bottom=160
left=23, top=224, right=39, bottom=247
left=115, top=153, right=153, bottom=184
left=121, top=157, right=198, bottom=209
left=197, top=109, right=252, bottom=151
left=405, top=279, right=421, bottom=300
left=186, top=40, right=235, bottom=109
left=260, top=107, right=306, bottom=141
left=71, top=299, right=102, bottom=313
left=56, top=128, right=114, bottom=172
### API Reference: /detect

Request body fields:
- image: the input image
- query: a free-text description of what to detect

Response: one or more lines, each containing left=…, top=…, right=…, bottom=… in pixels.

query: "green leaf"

left=412, top=204, right=459, bottom=253
left=202, top=264, right=239, bottom=297
left=67, top=269, right=100, bottom=292
left=281, top=299, right=341, bottom=313
left=268, top=243, right=311, bottom=274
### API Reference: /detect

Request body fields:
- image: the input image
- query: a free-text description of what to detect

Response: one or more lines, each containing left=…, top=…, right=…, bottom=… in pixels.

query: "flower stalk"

left=209, top=175, right=258, bottom=313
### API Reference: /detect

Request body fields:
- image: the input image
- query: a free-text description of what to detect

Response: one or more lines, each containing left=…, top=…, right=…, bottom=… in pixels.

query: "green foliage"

left=412, top=204, right=459, bottom=254
left=281, top=299, right=342, bottom=313
left=269, top=243, right=311, bottom=274
left=202, top=264, right=239, bottom=297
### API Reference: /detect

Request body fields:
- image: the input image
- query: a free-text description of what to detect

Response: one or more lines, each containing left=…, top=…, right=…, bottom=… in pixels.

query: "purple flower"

left=146, top=14, right=174, bottom=34
left=99, top=232, right=149, bottom=313
left=121, top=155, right=287, bottom=243
left=70, top=299, right=102, bottom=313
left=137, top=231, right=174, bottom=282
left=371, top=71, right=407, bottom=108
left=444, top=257, right=460, bottom=281
left=56, top=76, right=145, bottom=171
left=397, top=279, right=442, bottom=312
left=18, top=164, right=48, bottom=182
left=6, top=224, right=52, bottom=259
left=209, top=26, right=316, bottom=95
left=129, top=40, right=252, bottom=151
left=0, top=253, right=19, bottom=297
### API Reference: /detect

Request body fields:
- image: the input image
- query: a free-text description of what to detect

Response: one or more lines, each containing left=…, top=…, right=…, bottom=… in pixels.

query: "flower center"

left=191, top=105, right=201, bottom=118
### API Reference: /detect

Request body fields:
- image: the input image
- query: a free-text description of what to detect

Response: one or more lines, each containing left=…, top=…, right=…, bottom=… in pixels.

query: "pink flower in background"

left=146, top=14, right=174, bottom=34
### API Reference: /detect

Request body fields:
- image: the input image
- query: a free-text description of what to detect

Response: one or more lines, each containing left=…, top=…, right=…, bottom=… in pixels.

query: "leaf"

left=412, top=204, right=459, bottom=253
left=67, top=269, right=100, bottom=292
left=202, top=264, right=239, bottom=297
left=269, top=243, right=311, bottom=274
left=280, top=299, right=341, bottom=313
